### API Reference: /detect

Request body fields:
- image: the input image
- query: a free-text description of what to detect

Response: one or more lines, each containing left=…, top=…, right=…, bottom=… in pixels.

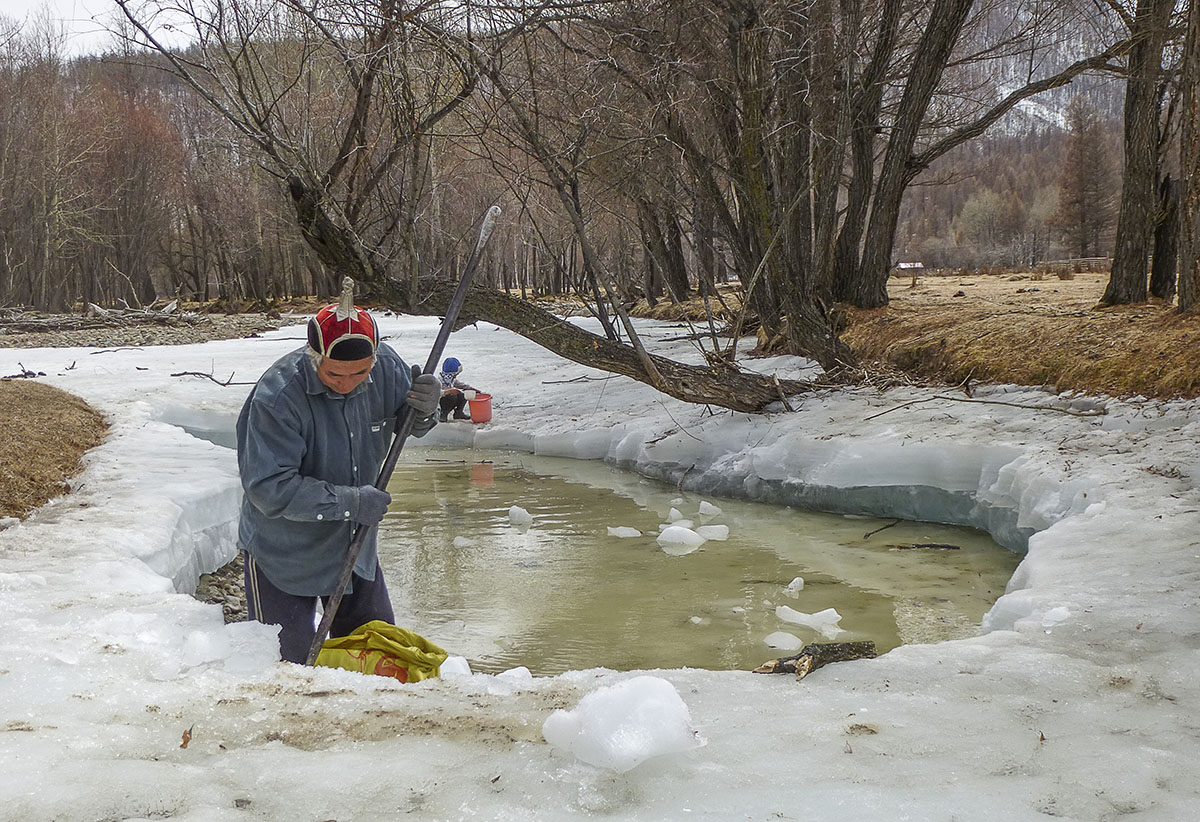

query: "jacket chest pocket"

left=368, top=418, right=394, bottom=464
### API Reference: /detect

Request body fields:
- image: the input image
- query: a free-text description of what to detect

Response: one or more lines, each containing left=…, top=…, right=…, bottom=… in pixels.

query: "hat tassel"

left=335, top=277, right=356, bottom=322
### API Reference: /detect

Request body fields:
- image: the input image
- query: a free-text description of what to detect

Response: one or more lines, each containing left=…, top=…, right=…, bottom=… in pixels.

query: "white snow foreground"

left=1, top=315, right=1199, bottom=821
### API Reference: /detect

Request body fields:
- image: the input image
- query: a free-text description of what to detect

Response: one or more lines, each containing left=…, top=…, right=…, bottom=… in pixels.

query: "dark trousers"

left=439, top=392, right=468, bottom=418
left=244, top=553, right=396, bottom=664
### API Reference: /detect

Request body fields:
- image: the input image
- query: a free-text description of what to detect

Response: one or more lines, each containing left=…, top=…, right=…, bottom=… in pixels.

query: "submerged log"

left=753, top=641, right=877, bottom=681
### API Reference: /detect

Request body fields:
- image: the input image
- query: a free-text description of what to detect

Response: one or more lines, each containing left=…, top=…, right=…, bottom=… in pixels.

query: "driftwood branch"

left=864, top=394, right=1107, bottom=421
left=542, top=375, right=616, bottom=385
left=171, top=371, right=255, bottom=386
left=754, top=641, right=878, bottom=681
left=863, top=519, right=901, bottom=539
left=3, top=363, right=46, bottom=379
left=1, top=304, right=198, bottom=334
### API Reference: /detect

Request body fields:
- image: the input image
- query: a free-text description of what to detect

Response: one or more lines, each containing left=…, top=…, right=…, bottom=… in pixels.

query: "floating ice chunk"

left=784, top=577, right=805, bottom=595
left=452, top=536, right=472, bottom=548
left=696, top=524, right=728, bottom=541
left=698, top=501, right=722, bottom=516
left=1041, top=606, right=1071, bottom=628
left=508, top=505, right=534, bottom=526
left=607, top=526, right=643, bottom=538
left=657, top=526, right=706, bottom=556
left=440, top=656, right=473, bottom=677
left=776, top=605, right=843, bottom=639
left=667, top=507, right=684, bottom=522
left=542, top=675, right=705, bottom=772
left=689, top=616, right=709, bottom=625
left=661, top=519, right=694, bottom=531
left=657, top=525, right=700, bottom=544
left=670, top=498, right=685, bottom=506
left=764, top=631, right=804, bottom=651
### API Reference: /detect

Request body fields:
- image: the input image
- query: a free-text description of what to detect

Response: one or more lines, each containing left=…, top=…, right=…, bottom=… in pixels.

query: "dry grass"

left=632, top=272, right=1200, bottom=399
left=842, top=271, right=1200, bottom=399
left=0, top=380, right=106, bottom=519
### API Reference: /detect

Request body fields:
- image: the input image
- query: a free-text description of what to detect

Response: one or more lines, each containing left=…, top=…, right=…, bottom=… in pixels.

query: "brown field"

left=635, top=270, right=1200, bottom=400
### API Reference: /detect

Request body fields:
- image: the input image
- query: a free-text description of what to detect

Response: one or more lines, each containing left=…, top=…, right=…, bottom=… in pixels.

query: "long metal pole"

left=305, top=205, right=501, bottom=666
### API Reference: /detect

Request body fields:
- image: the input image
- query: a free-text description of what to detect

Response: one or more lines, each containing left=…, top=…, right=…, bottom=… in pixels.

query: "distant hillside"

left=894, top=4, right=1127, bottom=269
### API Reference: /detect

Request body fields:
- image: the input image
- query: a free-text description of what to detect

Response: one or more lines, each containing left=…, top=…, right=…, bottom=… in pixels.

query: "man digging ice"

left=234, top=284, right=442, bottom=663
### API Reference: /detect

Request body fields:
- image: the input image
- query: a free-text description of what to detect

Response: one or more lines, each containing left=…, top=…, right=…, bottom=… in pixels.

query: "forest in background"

left=0, top=0, right=1197, bottom=392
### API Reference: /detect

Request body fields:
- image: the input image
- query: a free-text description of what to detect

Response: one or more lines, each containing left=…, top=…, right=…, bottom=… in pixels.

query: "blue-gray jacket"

left=236, top=344, right=432, bottom=596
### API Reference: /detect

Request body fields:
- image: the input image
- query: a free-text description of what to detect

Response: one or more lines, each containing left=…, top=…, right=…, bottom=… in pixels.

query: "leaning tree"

left=116, top=0, right=818, bottom=411
left=116, top=0, right=1136, bottom=407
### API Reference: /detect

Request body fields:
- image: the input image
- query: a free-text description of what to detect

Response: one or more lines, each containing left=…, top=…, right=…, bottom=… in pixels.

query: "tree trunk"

left=853, top=0, right=975, bottom=309
left=381, top=274, right=819, bottom=412
left=1102, top=0, right=1174, bottom=306
left=831, top=0, right=901, bottom=303
left=1180, top=0, right=1200, bottom=312
left=638, top=198, right=691, bottom=302
left=695, top=193, right=716, bottom=297
left=1149, top=175, right=1180, bottom=300
left=804, top=0, right=849, bottom=303
left=288, top=174, right=822, bottom=411
left=664, top=216, right=691, bottom=301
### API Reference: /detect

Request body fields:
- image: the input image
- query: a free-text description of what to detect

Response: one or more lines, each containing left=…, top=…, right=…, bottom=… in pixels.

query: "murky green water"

left=378, top=448, right=1021, bottom=676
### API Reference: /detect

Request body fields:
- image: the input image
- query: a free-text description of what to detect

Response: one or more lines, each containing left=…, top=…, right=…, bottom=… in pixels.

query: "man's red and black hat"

left=307, top=278, right=379, bottom=360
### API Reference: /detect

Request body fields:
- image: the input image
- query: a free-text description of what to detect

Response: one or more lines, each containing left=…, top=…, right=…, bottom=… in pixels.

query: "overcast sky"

left=5, top=0, right=123, bottom=55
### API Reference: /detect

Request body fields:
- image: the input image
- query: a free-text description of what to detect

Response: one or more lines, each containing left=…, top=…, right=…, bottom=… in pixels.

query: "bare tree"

left=848, top=0, right=1133, bottom=307
left=1180, top=0, right=1200, bottom=310
left=114, top=0, right=815, bottom=410
left=108, top=0, right=1149, bottom=407
left=1101, top=0, right=1177, bottom=306
left=0, top=23, right=115, bottom=310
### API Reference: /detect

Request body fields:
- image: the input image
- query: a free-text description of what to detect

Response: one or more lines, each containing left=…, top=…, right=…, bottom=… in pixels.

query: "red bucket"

left=468, top=393, right=492, bottom=423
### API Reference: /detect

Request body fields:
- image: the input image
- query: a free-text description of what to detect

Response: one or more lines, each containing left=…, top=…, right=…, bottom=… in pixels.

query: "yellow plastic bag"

left=315, top=620, right=448, bottom=683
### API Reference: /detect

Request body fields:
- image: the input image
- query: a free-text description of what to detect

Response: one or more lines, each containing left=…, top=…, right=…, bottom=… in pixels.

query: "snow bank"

left=2, top=315, right=1198, bottom=821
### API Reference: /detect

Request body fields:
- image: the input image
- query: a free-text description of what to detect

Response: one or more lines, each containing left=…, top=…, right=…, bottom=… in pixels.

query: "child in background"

left=438, top=357, right=478, bottom=421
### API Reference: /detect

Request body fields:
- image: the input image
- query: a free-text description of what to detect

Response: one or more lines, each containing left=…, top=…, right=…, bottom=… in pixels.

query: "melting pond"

left=378, top=448, right=1021, bottom=676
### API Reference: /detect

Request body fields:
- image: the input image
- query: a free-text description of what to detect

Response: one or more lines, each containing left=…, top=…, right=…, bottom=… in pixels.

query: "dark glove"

left=411, top=413, right=437, bottom=437
left=407, top=364, right=441, bottom=419
left=355, top=486, right=392, bottom=525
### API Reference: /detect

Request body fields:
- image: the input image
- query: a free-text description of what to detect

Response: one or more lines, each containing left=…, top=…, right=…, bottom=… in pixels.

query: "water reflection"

left=378, top=448, right=1021, bottom=675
